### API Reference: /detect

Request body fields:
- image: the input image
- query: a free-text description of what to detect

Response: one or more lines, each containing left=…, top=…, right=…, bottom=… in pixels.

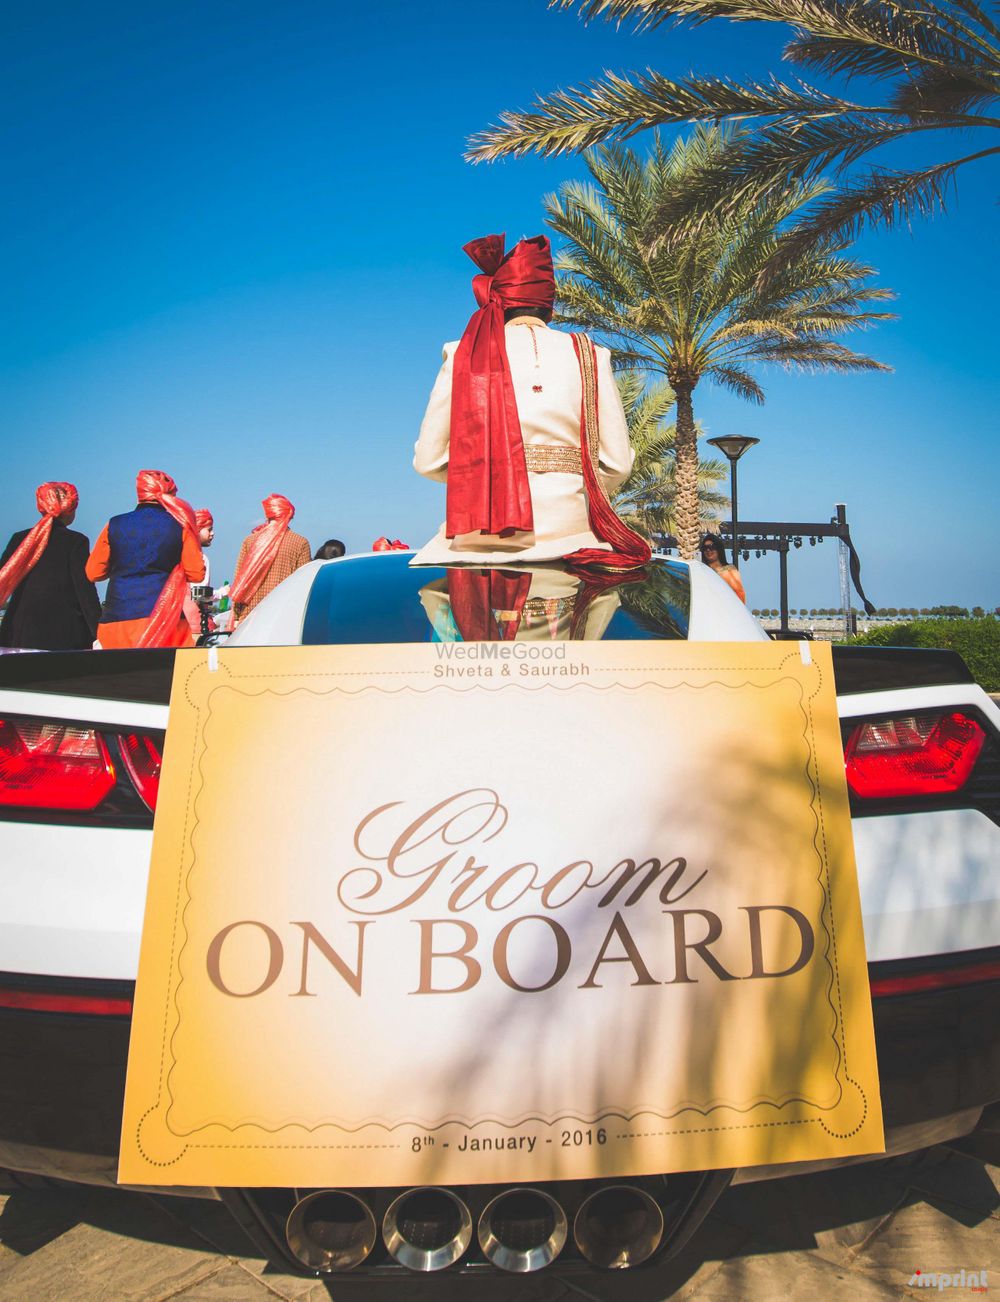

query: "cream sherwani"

left=411, top=324, right=634, bottom=565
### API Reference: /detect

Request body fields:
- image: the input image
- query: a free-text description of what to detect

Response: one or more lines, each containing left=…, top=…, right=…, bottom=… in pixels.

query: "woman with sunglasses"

left=699, top=532, right=746, bottom=603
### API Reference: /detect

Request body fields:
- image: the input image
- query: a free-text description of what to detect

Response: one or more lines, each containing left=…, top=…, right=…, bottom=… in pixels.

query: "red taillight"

left=0, top=987, right=132, bottom=1016
left=119, top=732, right=162, bottom=811
left=870, top=958, right=1000, bottom=998
left=845, top=710, right=986, bottom=799
left=0, top=718, right=116, bottom=810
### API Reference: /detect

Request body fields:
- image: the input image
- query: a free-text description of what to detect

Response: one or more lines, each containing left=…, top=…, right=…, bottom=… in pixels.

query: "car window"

left=301, top=554, right=691, bottom=644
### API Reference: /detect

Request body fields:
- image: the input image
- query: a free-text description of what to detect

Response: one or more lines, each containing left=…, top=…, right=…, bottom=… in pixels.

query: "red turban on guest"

left=134, top=470, right=202, bottom=648
left=230, top=494, right=296, bottom=607
left=194, top=508, right=214, bottom=532
left=447, top=234, right=555, bottom=539
left=0, top=482, right=79, bottom=608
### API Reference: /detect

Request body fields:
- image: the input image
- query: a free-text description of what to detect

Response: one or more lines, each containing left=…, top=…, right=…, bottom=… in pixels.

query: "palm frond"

left=556, top=0, right=995, bottom=70
left=645, top=110, right=995, bottom=242
left=472, top=0, right=1000, bottom=255
left=467, top=71, right=864, bottom=162
left=890, top=65, right=1000, bottom=115
left=755, top=338, right=892, bottom=370
left=709, top=363, right=767, bottom=401
left=768, top=147, right=1000, bottom=259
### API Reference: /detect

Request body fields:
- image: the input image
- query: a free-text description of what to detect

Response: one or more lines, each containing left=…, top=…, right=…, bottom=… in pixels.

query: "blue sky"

left=2, top=0, right=997, bottom=612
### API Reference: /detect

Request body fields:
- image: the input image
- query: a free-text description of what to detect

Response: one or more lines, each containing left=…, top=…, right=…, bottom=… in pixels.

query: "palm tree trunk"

left=673, top=381, right=700, bottom=558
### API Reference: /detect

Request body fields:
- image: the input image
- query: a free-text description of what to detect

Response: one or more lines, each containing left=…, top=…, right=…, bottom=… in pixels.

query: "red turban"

left=0, top=482, right=79, bottom=608
left=447, top=234, right=555, bottom=539
left=133, top=470, right=201, bottom=648
left=194, top=509, right=214, bottom=532
left=230, top=494, right=296, bottom=607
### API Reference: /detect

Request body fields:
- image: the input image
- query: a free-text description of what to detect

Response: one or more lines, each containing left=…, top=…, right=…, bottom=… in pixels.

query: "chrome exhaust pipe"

left=285, top=1189, right=377, bottom=1272
left=573, top=1183, right=664, bottom=1269
left=478, top=1187, right=567, bottom=1272
left=382, top=1187, right=472, bottom=1271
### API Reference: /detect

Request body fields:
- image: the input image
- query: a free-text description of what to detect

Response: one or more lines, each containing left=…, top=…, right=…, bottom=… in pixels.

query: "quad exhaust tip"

left=478, top=1186, right=568, bottom=1273
left=284, top=1179, right=662, bottom=1274
left=573, top=1183, right=665, bottom=1269
left=285, top=1189, right=377, bottom=1272
left=382, top=1186, right=473, bottom=1271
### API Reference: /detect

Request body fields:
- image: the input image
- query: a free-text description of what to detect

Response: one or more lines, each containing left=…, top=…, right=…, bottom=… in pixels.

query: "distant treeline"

left=752, top=606, right=999, bottom=619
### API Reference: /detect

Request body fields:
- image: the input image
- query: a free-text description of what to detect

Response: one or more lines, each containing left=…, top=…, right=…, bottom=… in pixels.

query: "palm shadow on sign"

left=399, top=720, right=855, bottom=1189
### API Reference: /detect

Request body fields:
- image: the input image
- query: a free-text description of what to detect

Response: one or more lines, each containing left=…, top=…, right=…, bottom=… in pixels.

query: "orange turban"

left=230, top=494, right=296, bottom=607
left=0, top=482, right=79, bottom=608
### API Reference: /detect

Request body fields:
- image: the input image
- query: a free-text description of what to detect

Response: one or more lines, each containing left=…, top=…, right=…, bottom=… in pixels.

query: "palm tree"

left=613, top=372, right=730, bottom=540
left=547, top=128, right=894, bottom=556
left=468, top=0, right=999, bottom=252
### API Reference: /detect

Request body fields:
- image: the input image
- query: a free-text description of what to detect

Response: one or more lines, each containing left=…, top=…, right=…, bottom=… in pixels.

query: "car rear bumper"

left=2, top=963, right=998, bottom=1193
left=0, top=987, right=211, bottom=1197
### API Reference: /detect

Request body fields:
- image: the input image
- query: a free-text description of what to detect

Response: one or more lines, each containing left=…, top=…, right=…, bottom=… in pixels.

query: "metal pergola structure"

left=655, top=504, right=875, bottom=636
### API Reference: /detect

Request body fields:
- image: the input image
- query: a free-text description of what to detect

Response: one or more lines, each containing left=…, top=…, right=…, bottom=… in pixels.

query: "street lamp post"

left=707, top=435, right=760, bottom=567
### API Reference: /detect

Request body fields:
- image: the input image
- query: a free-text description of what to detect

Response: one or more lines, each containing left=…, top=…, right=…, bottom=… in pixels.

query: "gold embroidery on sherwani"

left=575, top=334, right=601, bottom=467
left=524, top=596, right=575, bottom=617
left=574, top=334, right=635, bottom=574
left=524, top=447, right=583, bottom=474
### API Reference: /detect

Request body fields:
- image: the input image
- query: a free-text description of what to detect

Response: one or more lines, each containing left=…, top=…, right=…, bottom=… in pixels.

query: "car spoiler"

left=0, top=644, right=975, bottom=706
left=831, top=645, right=974, bottom=696
left=0, top=649, right=176, bottom=705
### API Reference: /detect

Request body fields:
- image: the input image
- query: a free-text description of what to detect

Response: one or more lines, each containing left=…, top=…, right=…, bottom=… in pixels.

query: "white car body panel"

left=855, top=809, right=1000, bottom=961
left=684, top=561, right=769, bottom=641
left=0, top=822, right=150, bottom=979
left=225, top=559, right=320, bottom=646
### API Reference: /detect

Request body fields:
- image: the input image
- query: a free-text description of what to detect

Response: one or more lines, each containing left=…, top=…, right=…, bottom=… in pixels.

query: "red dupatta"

left=447, top=234, right=554, bottom=539
left=566, top=334, right=651, bottom=572
left=446, top=568, right=532, bottom=641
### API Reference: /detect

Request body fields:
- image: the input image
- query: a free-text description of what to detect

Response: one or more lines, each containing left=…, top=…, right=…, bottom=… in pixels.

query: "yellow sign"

left=120, top=641, right=882, bottom=1186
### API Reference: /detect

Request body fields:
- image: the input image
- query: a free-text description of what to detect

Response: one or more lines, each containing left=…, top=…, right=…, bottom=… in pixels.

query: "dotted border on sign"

left=132, top=649, right=869, bottom=1166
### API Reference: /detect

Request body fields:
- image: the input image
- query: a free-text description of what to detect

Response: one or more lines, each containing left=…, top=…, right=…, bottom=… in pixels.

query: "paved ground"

left=0, top=1143, right=996, bottom=1301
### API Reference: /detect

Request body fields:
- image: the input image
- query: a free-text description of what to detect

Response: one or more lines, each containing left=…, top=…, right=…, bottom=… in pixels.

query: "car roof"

left=229, top=552, right=768, bottom=646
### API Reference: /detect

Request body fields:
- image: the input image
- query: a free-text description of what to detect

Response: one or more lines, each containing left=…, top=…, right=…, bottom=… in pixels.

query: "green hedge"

left=843, top=618, right=1000, bottom=692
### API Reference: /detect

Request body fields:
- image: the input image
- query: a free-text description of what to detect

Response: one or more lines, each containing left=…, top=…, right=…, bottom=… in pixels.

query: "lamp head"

left=707, top=435, right=760, bottom=463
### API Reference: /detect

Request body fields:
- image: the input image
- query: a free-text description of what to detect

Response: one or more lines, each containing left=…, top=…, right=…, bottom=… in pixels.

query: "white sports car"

left=1, top=551, right=997, bottom=1278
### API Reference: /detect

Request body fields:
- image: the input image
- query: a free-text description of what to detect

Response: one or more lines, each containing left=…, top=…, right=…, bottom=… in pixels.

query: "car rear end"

left=0, top=555, right=997, bottom=1278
